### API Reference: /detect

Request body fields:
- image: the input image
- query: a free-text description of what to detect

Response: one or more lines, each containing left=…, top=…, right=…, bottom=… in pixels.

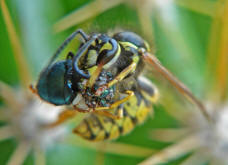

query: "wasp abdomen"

left=74, top=94, right=151, bottom=141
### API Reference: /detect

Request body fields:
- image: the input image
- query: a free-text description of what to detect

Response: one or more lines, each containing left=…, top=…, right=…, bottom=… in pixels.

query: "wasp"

left=32, top=29, right=160, bottom=141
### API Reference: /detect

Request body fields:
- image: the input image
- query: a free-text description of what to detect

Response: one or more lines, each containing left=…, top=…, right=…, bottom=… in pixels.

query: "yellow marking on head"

left=99, top=42, right=112, bottom=53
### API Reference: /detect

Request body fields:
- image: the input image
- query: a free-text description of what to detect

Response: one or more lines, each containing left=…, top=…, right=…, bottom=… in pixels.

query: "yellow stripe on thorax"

left=119, top=41, right=138, bottom=50
left=99, top=42, right=112, bottom=53
left=119, top=41, right=140, bottom=64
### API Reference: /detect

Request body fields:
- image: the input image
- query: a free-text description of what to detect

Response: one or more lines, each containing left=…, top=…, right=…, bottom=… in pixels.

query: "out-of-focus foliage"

left=1, top=0, right=226, bottom=165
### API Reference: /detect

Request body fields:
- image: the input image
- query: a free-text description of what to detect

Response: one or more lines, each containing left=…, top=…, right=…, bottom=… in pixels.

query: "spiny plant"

left=0, top=0, right=227, bottom=165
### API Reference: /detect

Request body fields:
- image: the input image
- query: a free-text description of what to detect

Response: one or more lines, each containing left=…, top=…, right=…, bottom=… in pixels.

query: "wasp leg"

left=137, top=76, right=159, bottom=103
left=49, top=29, right=89, bottom=65
left=95, top=62, right=137, bottom=96
left=73, top=105, right=92, bottom=113
left=110, top=90, right=134, bottom=109
left=107, top=62, right=136, bottom=87
left=93, top=107, right=123, bottom=120
left=47, top=109, right=78, bottom=127
left=95, top=90, right=134, bottom=111
left=72, top=91, right=134, bottom=117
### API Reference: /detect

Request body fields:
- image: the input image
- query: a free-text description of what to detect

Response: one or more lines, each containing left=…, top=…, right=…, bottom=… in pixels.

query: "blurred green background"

left=0, top=0, right=223, bottom=164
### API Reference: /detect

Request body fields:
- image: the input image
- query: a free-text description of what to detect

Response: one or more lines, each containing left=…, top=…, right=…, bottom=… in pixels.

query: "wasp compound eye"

left=36, top=60, right=75, bottom=105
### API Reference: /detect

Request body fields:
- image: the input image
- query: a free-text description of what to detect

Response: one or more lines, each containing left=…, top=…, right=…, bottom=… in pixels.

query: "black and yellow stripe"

left=74, top=80, right=158, bottom=141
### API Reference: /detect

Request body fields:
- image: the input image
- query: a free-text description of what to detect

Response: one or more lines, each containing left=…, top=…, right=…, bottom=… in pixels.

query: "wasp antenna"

left=142, top=52, right=212, bottom=123
left=0, top=0, right=32, bottom=89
